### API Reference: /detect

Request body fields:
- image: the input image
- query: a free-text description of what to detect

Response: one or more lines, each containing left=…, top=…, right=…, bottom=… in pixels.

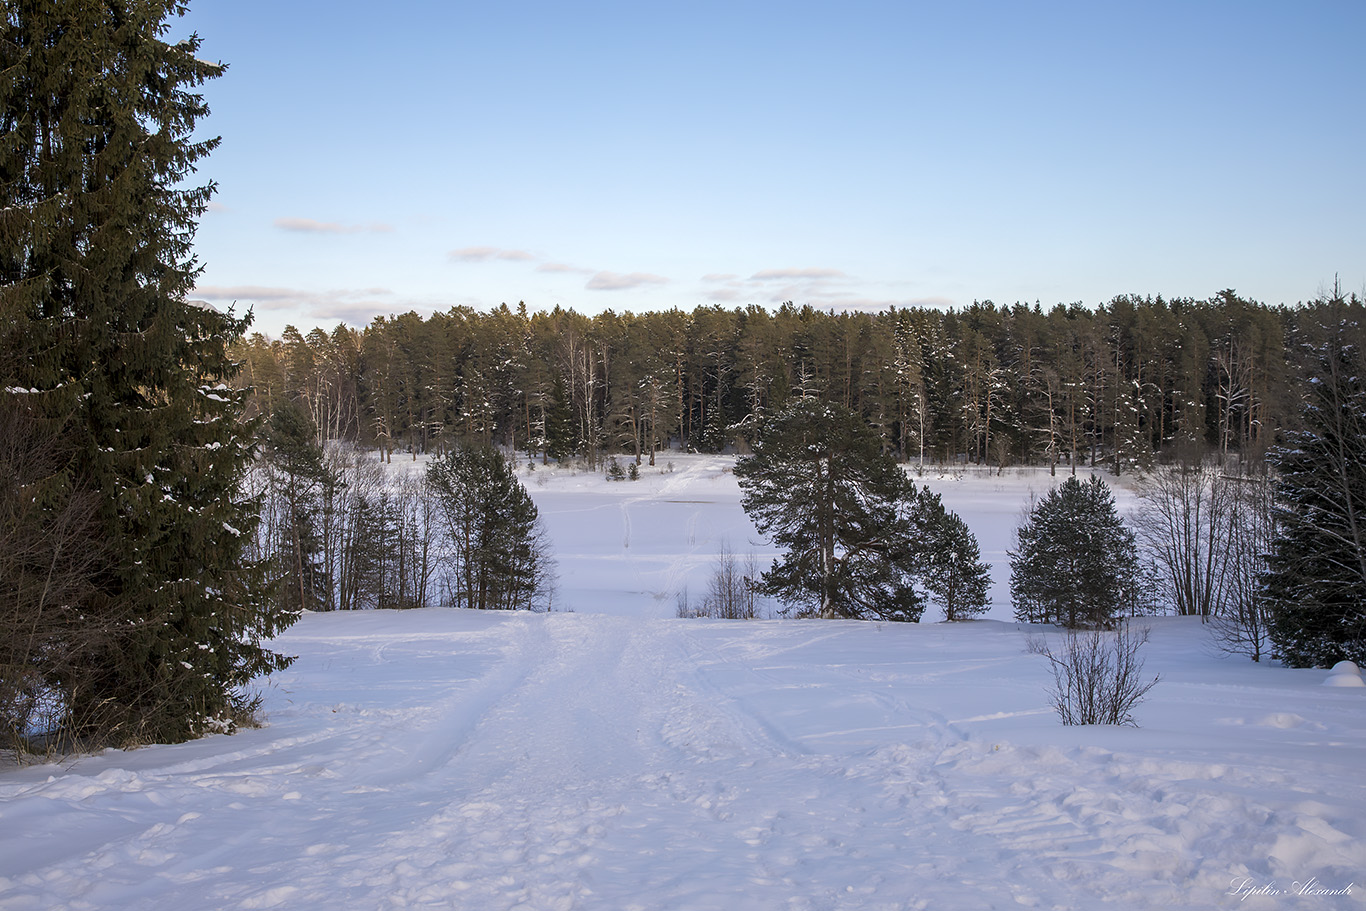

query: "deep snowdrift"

left=1, top=456, right=1362, bottom=909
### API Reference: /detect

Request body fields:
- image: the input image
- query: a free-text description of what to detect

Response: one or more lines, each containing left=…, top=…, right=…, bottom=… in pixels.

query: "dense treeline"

left=233, top=292, right=1362, bottom=470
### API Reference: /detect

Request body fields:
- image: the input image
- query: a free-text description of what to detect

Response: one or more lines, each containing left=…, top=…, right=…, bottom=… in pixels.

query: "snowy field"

left=2, top=455, right=1364, bottom=909
left=526, top=453, right=1131, bottom=621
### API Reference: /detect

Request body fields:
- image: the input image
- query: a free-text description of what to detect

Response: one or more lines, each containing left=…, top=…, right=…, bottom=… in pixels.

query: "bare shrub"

left=1133, top=456, right=1233, bottom=619
left=674, top=585, right=693, bottom=618
left=1029, top=624, right=1160, bottom=726
left=1210, top=472, right=1276, bottom=661
left=0, top=397, right=117, bottom=756
left=678, top=544, right=763, bottom=620
left=700, top=543, right=761, bottom=620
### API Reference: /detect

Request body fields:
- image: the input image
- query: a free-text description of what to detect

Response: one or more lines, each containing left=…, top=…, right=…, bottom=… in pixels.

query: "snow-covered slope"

left=2, top=456, right=1361, bottom=909
left=2, top=611, right=1362, bottom=909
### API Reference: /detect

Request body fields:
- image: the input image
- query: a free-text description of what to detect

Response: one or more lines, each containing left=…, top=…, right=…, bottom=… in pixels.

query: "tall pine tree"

left=735, top=399, right=925, bottom=621
left=0, top=0, right=294, bottom=744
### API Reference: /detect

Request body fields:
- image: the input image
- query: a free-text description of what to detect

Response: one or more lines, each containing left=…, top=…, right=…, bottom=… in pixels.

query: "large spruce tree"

left=1263, top=297, right=1366, bottom=667
left=0, top=1, right=294, bottom=744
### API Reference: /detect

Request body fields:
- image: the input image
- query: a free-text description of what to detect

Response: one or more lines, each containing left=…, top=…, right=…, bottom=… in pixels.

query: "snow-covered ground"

left=2, top=455, right=1363, bottom=909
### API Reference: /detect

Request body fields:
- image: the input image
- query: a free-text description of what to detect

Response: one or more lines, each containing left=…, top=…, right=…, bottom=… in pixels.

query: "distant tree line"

left=232, top=292, right=1362, bottom=472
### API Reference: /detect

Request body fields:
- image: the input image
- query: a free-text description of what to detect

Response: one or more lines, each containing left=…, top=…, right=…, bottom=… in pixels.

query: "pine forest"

left=233, top=291, right=1362, bottom=474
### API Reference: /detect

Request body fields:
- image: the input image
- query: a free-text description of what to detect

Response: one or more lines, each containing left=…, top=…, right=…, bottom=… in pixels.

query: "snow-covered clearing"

left=2, top=455, right=1363, bottom=909
left=530, top=453, right=1116, bottom=621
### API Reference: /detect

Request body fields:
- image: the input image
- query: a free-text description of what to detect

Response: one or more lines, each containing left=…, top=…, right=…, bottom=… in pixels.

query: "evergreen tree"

left=345, top=490, right=390, bottom=609
left=427, top=443, right=554, bottom=611
left=543, top=374, right=576, bottom=462
left=1263, top=298, right=1366, bottom=666
left=0, top=0, right=293, bottom=743
left=265, top=400, right=335, bottom=613
left=910, top=488, right=991, bottom=621
left=1010, top=476, right=1140, bottom=628
left=735, top=399, right=923, bottom=621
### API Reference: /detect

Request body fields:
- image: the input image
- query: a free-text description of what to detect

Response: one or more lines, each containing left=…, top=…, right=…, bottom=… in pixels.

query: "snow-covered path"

left=4, top=609, right=1364, bottom=910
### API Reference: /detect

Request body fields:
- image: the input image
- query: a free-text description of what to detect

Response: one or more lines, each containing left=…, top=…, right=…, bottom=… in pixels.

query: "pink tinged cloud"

left=585, top=271, right=670, bottom=291
left=748, top=267, right=848, bottom=282
left=193, top=285, right=310, bottom=309
left=192, top=285, right=396, bottom=315
left=274, top=217, right=393, bottom=234
left=449, top=246, right=537, bottom=263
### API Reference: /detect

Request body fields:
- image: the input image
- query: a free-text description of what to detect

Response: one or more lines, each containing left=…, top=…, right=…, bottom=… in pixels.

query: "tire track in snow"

left=223, top=613, right=1035, bottom=910
left=7, top=612, right=1323, bottom=910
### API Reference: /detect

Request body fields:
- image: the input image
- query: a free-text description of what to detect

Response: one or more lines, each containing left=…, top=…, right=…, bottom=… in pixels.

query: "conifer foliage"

left=265, top=401, right=335, bottom=615
left=1010, top=476, right=1141, bottom=628
left=0, top=1, right=293, bottom=745
left=736, top=399, right=986, bottom=621
left=910, top=488, right=992, bottom=621
left=427, top=444, right=554, bottom=611
left=1263, top=298, right=1366, bottom=667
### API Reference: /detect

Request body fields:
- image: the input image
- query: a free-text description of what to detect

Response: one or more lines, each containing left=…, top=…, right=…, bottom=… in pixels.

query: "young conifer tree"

left=1009, top=475, right=1140, bottom=628
left=265, top=400, right=335, bottom=614
left=0, top=1, right=294, bottom=744
left=427, top=443, right=554, bottom=611
left=910, top=487, right=992, bottom=621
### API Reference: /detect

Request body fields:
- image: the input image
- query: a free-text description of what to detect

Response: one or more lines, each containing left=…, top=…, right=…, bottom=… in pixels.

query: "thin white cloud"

left=449, top=246, right=537, bottom=263
left=275, top=217, right=393, bottom=234
left=536, top=262, right=592, bottom=275
left=749, top=267, right=848, bottom=282
left=194, top=285, right=311, bottom=310
left=702, top=273, right=739, bottom=283
left=586, top=271, right=670, bottom=291
left=309, top=302, right=431, bottom=325
left=193, top=284, right=396, bottom=319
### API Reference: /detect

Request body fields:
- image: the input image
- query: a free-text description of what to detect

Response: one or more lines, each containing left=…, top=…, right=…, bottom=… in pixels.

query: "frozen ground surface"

left=2, top=455, right=1363, bottom=909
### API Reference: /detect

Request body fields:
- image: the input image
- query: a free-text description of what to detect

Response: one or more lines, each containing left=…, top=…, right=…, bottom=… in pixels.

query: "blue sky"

left=178, top=1, right=1365, bottom=338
